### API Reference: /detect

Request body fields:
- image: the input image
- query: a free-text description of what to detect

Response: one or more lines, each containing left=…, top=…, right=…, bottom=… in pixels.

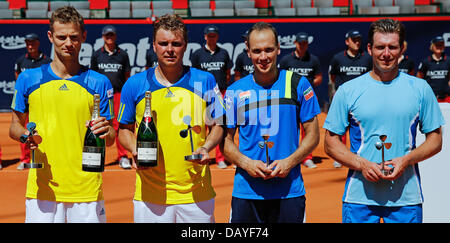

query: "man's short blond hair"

left=368, top=18, right=405, bottom=47
left=153, top=14, right=188, bottom=43
left=49, top=6, right=85, bottom=33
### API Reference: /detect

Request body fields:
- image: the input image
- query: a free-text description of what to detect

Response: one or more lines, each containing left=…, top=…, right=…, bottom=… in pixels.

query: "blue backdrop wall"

left=1, top=17, right=449, bottom=111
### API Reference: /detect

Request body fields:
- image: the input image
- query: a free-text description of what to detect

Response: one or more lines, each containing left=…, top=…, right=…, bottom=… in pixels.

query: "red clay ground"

left=0, top=112, right=347, bottom=223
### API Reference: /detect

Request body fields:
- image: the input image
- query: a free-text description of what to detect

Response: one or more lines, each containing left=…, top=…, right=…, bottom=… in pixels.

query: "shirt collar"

left=203, top=44, right=220, bottom=55
left=101, top=44, right=119, bottom=55
left=25, top=51, right=44, bottom=61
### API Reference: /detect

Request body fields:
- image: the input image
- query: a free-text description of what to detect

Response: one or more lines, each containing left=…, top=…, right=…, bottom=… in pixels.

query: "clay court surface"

left=0, top=112, right=348, bottom=223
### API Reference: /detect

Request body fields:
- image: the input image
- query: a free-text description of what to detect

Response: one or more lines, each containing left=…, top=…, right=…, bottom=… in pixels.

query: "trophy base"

left=185, top=154, right=203, bottom=162
left=24, top=163, right=43, bottom=169
left=381, top=168, right=394, bottom=176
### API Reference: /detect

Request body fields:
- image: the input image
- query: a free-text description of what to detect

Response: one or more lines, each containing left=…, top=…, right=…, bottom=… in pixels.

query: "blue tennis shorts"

left=342, top=202, right=423, bottom=223
left=230, top=196, right=306, bottom=223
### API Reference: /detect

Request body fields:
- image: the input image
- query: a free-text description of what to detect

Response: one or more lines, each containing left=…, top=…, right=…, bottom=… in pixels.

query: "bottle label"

left=137, top=142, right=157, bottom=161
left=82, top=147, right=103, bottom=166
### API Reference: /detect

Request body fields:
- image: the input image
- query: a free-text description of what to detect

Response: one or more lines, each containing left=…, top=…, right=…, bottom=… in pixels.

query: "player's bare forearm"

left=104, top=120, right=116, bottom=146
left=283, top=116, right=320, bottom=166
left=118, top=123, right=136, bottom=154
left=296, top=116, right=320, bottom=162
left=9, top=110, right=28, bottom=142
left=324, top=130, right=363, bottom=170
left=324, top=130, right=384, bottom=182
left=192, top=124, right=224, bottom=164
left=267, top=116, right=320, bottom=178
left=383, top=127, right=442, bottom=181
left=223, top=128, right=272, bottom=178
left=193, top=124, right=223, bottom=163
left=202, top=124, right=224, bottom=152
left=223, top=128, right=247, bottom=167
left=404, top=127, right=442, bottom=165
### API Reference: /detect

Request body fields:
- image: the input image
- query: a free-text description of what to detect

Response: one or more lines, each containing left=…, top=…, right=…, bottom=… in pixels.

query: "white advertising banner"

left=418, top=103, right=450, bottom=223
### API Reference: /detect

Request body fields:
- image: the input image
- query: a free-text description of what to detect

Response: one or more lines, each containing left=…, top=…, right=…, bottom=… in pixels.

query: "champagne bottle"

left=136, top=91, right=158, bottom=167
left=82, top=94, right=105, bottom=172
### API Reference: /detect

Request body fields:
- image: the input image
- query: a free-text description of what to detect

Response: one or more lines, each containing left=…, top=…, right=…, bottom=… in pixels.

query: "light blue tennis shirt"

left=323, top=72, right=445, bottom=206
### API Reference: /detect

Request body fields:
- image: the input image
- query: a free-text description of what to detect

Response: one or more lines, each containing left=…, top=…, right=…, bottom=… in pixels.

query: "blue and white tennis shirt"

left=225, top=70, right=321, bottom=200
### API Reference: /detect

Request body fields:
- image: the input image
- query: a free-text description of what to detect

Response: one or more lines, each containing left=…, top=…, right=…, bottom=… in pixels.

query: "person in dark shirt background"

left=90, top=25, right=132, bottom=169
left=234, top=30, right=253, bottom=82
left=398, top=41, right=415, bottom=75
left=190, top=25, right=233, bottom=169
left=417, top=35, right=450, bottom=103
left=14, top=33, right=52, bottom=170
left=279, top=32, right=322, bottom=169
left=279, top=32, right=322, bottom=88
left=328, top=29, right=372, bottom=168
left=145, top=48, right=158, bottom=69
left=329, top=30, right=372, bottom=94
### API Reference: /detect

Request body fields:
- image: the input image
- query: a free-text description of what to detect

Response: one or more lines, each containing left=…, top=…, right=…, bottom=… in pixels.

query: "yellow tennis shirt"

left=118, top=67, right=222, bottom=204
left=11, top=64, right=114, bottom=202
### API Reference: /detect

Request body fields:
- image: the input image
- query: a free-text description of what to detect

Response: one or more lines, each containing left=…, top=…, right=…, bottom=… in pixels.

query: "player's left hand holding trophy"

left=20, top=122, right=43, bottom=169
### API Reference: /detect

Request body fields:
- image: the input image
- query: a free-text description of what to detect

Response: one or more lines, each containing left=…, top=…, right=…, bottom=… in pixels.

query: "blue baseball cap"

left=204, top=25, right=219, bottom=35
left=431, top=36, right=444, bottom=44
left=345, top=29, right=362, bottom=39
left=295, top=32, right=309, bottom=42
left=25, top=33, right=39, bottom=41
left=241, top=30, right=249, bottom=39
left=102, top=25, right=116, bottom=35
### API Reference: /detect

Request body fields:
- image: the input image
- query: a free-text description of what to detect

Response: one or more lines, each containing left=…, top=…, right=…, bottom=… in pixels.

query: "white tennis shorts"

left=25, top=199, right=106, bottom=223
left=133, top=198, right=215, bottom=223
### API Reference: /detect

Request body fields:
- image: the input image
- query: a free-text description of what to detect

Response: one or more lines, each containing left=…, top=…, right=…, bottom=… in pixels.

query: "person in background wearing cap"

left=90, top=25, right=132, bottom=169
left=190, top=24, right=233, bottom=169
left=279, top=32, right=322, bottom=169
left=234, top=30, right=254, bottom=81
left=328, top=29, right=372, bottom=168
left=145, top=48, right=158, bottom=70
left=416, top=35, right=450, bottom=103
left=13, top=33, right=52, bottom=170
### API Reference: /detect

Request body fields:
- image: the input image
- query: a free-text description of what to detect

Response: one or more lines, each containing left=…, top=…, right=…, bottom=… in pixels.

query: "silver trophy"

left=375, top=135, right=393, bottom=175
left=19, top=122, right=43, bottom=169
left=180, top=115, right=203, bottom=162
left=258, top=135, right=274, bottom=167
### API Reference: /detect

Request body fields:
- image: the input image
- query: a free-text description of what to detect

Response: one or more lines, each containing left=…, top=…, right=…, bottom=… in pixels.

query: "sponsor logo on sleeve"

left=303, top=87, right=314, bottom=101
